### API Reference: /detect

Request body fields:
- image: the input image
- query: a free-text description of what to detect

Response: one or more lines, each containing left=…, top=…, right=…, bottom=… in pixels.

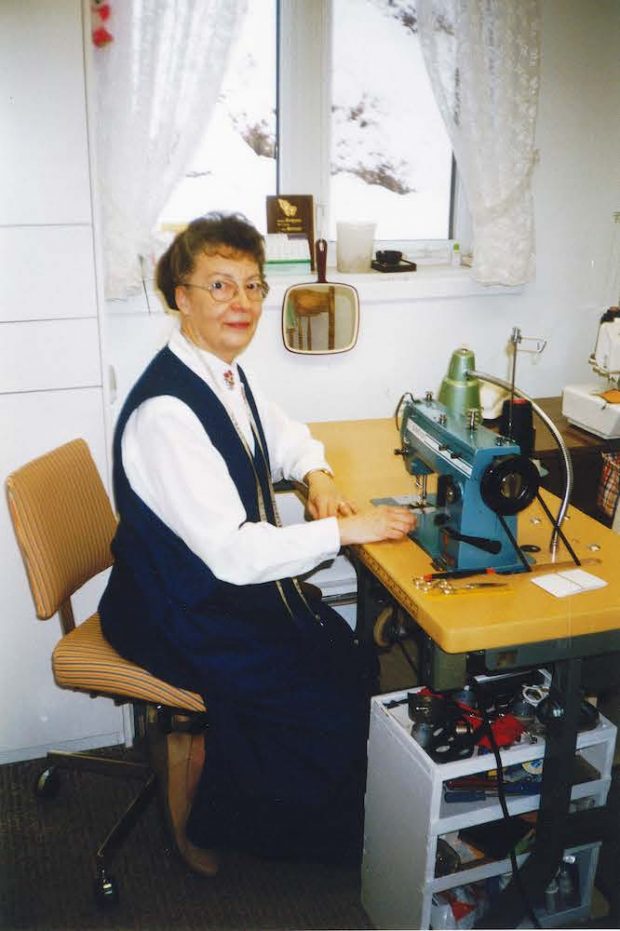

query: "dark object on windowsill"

left=372, top=256, right=417, bottom=273
left=376, top=250, right=403, bottom=264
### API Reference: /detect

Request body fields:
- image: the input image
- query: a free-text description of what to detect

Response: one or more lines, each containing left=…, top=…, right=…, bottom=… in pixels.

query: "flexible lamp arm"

left=468, top=370, right=573, bottom=553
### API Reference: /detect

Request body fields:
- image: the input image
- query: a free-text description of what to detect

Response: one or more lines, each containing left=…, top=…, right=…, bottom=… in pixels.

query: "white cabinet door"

left=0, top=226, right=98, bottom=323
left=0, top=319, right=102, bottom=394
left=0, top=0, right=91, bottom=225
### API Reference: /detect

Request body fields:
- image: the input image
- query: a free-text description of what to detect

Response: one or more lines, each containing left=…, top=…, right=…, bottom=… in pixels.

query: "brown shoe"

left=176, top=834, right=219, bottom=877
left=148, top=714, right=219, bottom=877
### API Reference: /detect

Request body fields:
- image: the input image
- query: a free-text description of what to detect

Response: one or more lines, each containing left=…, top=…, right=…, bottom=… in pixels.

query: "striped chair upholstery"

left=53, top=615, right=205, bottom=712
left=6, top=437, right=204, bottom=715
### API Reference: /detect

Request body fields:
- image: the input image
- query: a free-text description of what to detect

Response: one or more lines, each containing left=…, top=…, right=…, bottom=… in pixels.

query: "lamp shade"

left=438, top=348, right=481, bottom=416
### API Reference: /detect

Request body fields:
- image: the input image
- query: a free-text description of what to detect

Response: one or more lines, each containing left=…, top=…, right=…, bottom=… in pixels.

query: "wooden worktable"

left=310, top=418, right=620, bottom=656
left=532, top=396, right=616, bottom=457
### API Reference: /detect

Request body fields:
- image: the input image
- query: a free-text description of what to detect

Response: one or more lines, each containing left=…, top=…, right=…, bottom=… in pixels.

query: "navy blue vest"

left=99, top=348, right=332, bottom=702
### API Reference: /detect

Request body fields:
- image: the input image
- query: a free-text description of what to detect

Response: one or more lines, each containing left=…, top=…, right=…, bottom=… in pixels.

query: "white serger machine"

left=562, top=307, right=620, bottom=438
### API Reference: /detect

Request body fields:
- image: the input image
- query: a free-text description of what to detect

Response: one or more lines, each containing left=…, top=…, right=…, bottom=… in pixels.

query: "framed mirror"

left=281, top=240, right=360, bottom=354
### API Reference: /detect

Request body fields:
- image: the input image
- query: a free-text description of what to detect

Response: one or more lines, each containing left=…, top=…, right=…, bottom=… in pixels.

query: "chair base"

left=34, top=705, right=209, bottom=905
left=44, top=748, right=151, bottom=781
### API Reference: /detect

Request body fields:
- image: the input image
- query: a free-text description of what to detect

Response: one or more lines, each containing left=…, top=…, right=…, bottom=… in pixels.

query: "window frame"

left=276, top=0, right=467, bottom=251
left=277, top=0, right=332, bottom=236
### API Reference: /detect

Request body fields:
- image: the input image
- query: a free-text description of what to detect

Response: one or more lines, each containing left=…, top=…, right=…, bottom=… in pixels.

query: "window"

left=330, top=0, right=453, bottom=240
left=159, top=0, right=277, bottom=232
left=159, top=0, right=455, bottom=245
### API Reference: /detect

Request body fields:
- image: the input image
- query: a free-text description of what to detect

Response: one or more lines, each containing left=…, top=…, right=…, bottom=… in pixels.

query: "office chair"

left=5, top=438, right=207, bottom=906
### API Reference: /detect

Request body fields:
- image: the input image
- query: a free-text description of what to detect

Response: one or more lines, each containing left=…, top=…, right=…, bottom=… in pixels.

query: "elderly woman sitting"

left=99, top=212, right=416, bottom=874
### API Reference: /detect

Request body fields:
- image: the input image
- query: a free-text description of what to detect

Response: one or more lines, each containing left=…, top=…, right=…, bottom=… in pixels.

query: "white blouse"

left=121, top=329, right=340, bottom=585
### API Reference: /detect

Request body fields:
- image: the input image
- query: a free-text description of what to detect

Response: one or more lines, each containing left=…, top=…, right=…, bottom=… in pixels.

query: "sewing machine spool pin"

left=466, top=408, right=480, bottom=431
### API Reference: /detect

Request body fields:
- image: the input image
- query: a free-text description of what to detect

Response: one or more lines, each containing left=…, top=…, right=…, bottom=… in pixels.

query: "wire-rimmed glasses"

left=180, top=276, right=269, bottom=303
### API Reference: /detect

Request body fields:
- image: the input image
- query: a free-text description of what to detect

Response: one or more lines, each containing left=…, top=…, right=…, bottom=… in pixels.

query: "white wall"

left=0, top=0, right=125, bottom=763
left=107, top=0, right=620, bottom=431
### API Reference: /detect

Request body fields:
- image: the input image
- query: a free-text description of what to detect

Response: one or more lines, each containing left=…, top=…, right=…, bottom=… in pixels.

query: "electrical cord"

left=477, top=697, right=541, bottom=929
left=534, top=492, right=581, bottom=566
left=497, top=512, right=532, bottom=573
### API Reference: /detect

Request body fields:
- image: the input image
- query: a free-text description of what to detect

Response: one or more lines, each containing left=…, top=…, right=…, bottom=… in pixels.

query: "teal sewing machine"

left=394, top=346, right=544, bottom=573
left=396, top=394, right=540, bottom=572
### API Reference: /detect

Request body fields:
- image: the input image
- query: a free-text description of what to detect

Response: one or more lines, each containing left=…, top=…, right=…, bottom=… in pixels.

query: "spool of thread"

left=499, top=397, right=535, bottom=457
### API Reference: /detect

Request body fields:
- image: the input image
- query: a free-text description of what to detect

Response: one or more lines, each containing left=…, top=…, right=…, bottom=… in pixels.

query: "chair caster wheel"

left=94, top=872, right=119, bottom=908
left=34, top=766, right=60, bottom=799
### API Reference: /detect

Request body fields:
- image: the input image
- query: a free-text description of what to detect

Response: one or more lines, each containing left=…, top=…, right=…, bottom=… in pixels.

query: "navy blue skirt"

left=185, top=603, right=377, bottom=865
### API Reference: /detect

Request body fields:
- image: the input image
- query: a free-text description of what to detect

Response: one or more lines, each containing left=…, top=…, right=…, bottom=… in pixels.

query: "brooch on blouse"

left=223, top=369, right=235, bottom=390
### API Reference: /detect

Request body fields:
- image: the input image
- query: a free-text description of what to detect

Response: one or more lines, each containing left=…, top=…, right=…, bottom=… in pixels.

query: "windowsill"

left=106, top=264, right=523, bottom=316
left=264, top=263, right=523, bottom=309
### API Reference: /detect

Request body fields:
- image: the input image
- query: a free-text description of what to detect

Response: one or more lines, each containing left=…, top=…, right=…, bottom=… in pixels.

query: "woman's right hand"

left=337, top=505, right=417, bottom=546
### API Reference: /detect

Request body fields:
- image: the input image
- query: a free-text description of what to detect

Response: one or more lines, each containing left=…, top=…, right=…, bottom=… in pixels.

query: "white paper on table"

left=531, top=569, right=608, bottom=598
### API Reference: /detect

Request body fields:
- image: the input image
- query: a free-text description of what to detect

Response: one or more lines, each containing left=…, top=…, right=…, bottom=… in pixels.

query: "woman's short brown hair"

left=156, top=212, right=266, bottom=310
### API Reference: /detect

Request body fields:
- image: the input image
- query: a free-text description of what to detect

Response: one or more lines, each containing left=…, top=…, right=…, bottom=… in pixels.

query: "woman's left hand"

left=305, top=470, right=358, bottom=520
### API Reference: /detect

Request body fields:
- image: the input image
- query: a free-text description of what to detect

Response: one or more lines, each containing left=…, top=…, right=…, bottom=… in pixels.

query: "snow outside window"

left=330, top=0, right=453, bottom=240
left=158, top=0, right=455, bottom=245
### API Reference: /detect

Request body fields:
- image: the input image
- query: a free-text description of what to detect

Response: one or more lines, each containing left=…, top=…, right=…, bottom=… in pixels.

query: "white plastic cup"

left=336, top=221, right=376, bottom=273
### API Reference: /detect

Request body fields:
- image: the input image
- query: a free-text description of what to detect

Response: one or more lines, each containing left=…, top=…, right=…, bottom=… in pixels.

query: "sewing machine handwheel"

left=480, top=454, right=539, bottom=516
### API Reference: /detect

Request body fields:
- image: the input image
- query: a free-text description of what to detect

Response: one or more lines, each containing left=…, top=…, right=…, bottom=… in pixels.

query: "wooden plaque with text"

left=266, top=195, right=315, bottom=269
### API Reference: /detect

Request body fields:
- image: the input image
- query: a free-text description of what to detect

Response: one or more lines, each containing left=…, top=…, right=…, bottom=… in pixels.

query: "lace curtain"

left=93, top=0, right=247, bottom=299
left=417, top=0, right=541, bottom=286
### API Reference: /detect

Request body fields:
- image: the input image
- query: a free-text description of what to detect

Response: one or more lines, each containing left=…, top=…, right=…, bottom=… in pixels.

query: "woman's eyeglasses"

left=180, top=277, right=269, bottom=303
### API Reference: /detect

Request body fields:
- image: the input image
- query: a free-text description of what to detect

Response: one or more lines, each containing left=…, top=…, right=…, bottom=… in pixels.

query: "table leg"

left=353, top=560, right=385, bottom=644
left=475, top=656, right=598, bottom=929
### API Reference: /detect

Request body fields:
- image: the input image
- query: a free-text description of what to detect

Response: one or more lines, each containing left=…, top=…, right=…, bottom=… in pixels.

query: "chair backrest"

left=6, top=439, right=117, bottom=623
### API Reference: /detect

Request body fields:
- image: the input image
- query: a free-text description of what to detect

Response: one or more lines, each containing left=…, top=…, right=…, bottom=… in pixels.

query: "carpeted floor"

left=0, top=750, right=374, bottom=931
